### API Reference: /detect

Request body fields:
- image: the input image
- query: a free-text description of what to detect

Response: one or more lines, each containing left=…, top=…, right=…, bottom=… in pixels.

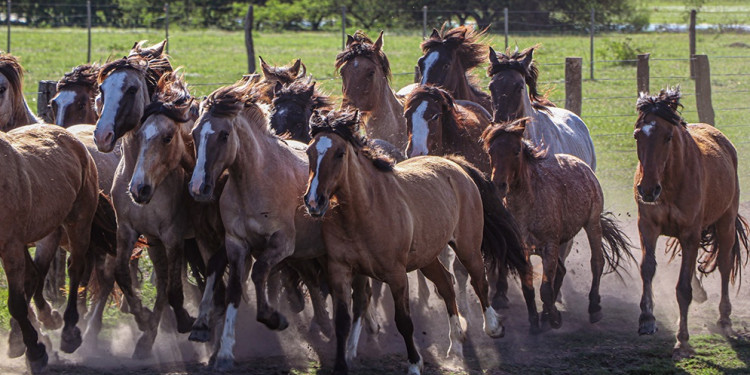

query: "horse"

left=270, top=78, right=332, bottom=142
left=0, top=54, right=38, bottom=131
left=632, top=87, right=749, bottom=360
left=255, top=56, right=306, bottom=105
left=49, top=64, right=100, bottom=127
left=482, top=117, right=633, bottom=332
left=403, top=25, right=492, bottom=113
left=336, top=30, right=407, bottom=151
left=188, top=80, right=357, bottom=370
left=0, top=124, right=99, bottom=373
left=304, top=108, right=525, bottom=375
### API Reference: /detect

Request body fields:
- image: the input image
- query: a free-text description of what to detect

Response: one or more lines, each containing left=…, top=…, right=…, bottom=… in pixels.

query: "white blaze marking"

left=345, top=317, right=363, bottom=365
left=353, top=59, right=359, bottom=68
left=420, top=51, right=439, bottom=85
left=308, top=136, right=332, bottom=204
left=642, top=121, right=656, bottom=137
left=190, top=121, right=215, bottom=195
left=142, top=121, right=159, bottom=140
left=217, top=304, right=238, bottom=363
left=54, top=90, right=76, bottom=126
left=98, top=71, right=128, bottom=129
left=410, top=101, right=430, bottom=157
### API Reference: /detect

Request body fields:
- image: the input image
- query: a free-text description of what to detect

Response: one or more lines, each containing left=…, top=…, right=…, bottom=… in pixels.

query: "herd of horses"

left=0, top=25, right=747, bottom=375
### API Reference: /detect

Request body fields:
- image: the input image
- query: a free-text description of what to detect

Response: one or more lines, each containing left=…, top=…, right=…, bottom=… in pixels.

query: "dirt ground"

left=2, top=204, right=750, bottom=375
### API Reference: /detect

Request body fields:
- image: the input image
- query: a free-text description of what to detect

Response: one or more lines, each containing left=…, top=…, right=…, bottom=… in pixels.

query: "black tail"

left=184, top=238, right=207, bottom=291
left=599, top=212, right=636, bottom=278
left=685, top=215, right=750, bottom=286
left=446, top=155, right=528, bottom=276
left=90, top=192, right=118, bottom=256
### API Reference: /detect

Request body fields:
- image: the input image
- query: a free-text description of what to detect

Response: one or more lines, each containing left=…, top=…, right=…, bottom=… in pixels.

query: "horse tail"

left=92, top=192, right=117, bottom=256
left=599, top=212, right=636, bottom=278
left=729, top=215, right=750, bottom=285
left=184, top=238, right=207, bottom=291
left=446, top=155, right=528, bottom=276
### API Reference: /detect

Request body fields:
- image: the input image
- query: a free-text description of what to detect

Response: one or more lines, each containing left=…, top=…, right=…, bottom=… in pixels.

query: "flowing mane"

left=335, top=30, right=391, bottom=80
left=0, top=53, right=37, bottom=130
left=487, top=46, right=554, bottom=109
left=57, top=63, right=100, bottom=93
left=99, top=53, right=172, bottom=99
left=405, top=85, right=473, bottom=139
left=273, top=79, right=333, bottom=111
left=141, top=70, right=193, bottom=124
left=256, top=57, right=306, bottom=104
left=202, top=79, right=270, bottom=135
left=309, top=109, right=394, bottom=172
left=482, top=117, right=548, bottom=162
left=421, top=25, right=487, bottom=71
left=635, top=86, right=687, bottom=128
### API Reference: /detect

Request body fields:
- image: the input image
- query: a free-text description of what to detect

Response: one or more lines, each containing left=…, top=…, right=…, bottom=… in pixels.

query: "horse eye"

left=666, top=134, right=673, bottom=142
left=0, top=86, right=6, bottom=95
left=515, top=149, right=522, bottom=156
left=78, top=102, right=86, bottom=110
left=335, top=150, right=345, bottom=159
left=126, top=86, right=138, bottom=94
left=367, top=71, right=375, bottom=77
left=162, top=135, right=173, bottom=144
left=219, top=131, right=229, bottom=142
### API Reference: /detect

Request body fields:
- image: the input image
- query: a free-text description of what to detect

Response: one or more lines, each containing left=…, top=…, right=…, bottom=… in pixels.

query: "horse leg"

left=555, top=239, right=574, bottom=304
left=113, top=226, right=152, bottom=332
left=251, top=232, right=294, bottom=331
left=673, top=232, right=700, bottom=360
left=716, top=214, right=739, bottom=337
left=539, top=243, right=561, bottom=331
left=82, top=253, right=116, bottom=349
left=59, top=212, right=94, bottom=354
left=292, top=259, right=333, bottom=339
left=452, top=241, right=505, bottom=338
left=165, top=239, right=195, bottom=333
left=585, top=220, right=605, bottom=324
left=190, top=246, right=227, bottom=343
left=328, top=261, right=354, bottom=375
left=637, top=221, right=659, bottom=335
left=214, top=238, right=249, bottom=371
left=420, top=258, right=465, bottom=358
left=31, top=229, right=64, bottom=330
left=520, top=256, right=539, bottom=334
left=344, top=274, right=372, bottom=364
left=132, top=241, right=170, bottom=359
left=2, top=242, right=48, bottom=372
left=386, top=271, right=423, bottom=375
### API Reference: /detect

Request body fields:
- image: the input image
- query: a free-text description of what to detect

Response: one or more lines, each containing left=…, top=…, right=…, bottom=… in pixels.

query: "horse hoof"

left=260, top=311, right=289, bottom=331
left=492, top=294, right=510, bottom=310
left=60, top=326, right=83, bottom=354
left=407, top=357, right=424, bottom=375
left=214, top=356, right=234, bottom=371
left=132, top=334, right=155, bottom=360
left=544, top=310, right=562, bottom=329
left=672, top=343, right=695, bottom=361
left=26, top=348, right=48, bottom=375
left=188, top=326, right=211, bottom=343
left=176, top=313, right=196, bottom=334
left=8, top=335, right=25, bottom=359
left=717, top=320, right=735, bottom=337
left=590, top=310, right=603, bottom=324
left=638, top=315, right=658, bottom=335
left=41, top=310, right=63, bottom=330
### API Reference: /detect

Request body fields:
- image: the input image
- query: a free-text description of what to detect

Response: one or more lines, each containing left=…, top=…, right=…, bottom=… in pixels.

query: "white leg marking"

left=409, top=101, right=430, bottom=157
left=420, top=51, right=439, bottom=85
left=345, top=317, right=363, bottom=365
left=483, top=306, right=505, bottom=338
left=196, top=273, right=217, bottom=326
left=190, top=121, right=215, bottom=195
left=408, top=356, right=424, bottom=375
left=307, top=136, right=332, bottom=205
left=217, top=304, right=238, bottom=363
left=447, top=314, right=467, bottom=358
left=54, top=90, right=76, bottom=126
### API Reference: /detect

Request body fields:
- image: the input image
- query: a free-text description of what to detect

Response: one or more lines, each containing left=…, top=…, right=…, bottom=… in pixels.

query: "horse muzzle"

left=637, top=183, right=662, bottom=203
left=129, top=182, right=154, bottom=205
left=93, top=126, right=116, bottom=153
left=189, top=180, right=214, bottom=202
left=304, top=193, right=329, bottom=218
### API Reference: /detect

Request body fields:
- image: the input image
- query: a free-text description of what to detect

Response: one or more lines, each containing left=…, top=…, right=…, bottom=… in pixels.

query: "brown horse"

left=632, top=87, right=748, bottom=360
left=0, top=54, right=38, bottom=131
left=0, top=124, right=99, bottom=372
left=255, top=56, right=306, bottom=104
left=50, top=64, right=100, bottom=127
left=482, top=117, right=633, bottom=333
left=336, top=30, right=407, bottom=151
left=188, top=80, right=352, bottom=370
left=413, top=26, right=492, bottom=112
left=304, top=109, right=524, bottom=375
left=270, top=78, right=332, bottom=142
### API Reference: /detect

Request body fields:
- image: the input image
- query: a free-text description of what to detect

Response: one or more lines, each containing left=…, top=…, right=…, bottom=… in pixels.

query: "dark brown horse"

left=0, top=124, right=99, bottom=372
left=255, top=56, right=306, bottom=105
left=270, top=78, right=332, bottom=142
left=304, top=109, right=525, bottom=374
left=633, top=87, right=748, bottom=360
left=50, top=63, right=100, bottom=127
left=411, top=25, right=492, bottom=112
left=483, top=117, right=633, bottom=333
left=336, top=31, right=407, bottom=151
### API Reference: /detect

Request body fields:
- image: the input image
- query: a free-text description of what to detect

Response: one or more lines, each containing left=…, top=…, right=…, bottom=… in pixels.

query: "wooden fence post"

left=689, top=9, right=696, bottom=79
left=245, top=5, right=255, bottom=73
left=86, top=0, right=91, bottom=63
left=565, top=57, right=582, bottom=116
left=37, top=80, right=57, bottom=123
left=637, top=53, right=650, bottom=95
left=693, top=54, right=714, bottom=125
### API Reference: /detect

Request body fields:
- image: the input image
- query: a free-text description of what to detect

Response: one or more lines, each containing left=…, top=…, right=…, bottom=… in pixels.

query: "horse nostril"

left=653, top=184, right=662, bottom=197
left=138, top=184, right=151, bottom=199
left=201, top=183, right=212, bottom=196
left=637, top=184, right=644, bottom=197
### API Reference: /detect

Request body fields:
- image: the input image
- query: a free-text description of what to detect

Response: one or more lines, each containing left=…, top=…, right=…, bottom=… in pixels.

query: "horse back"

left=528, top=106, right=597, bottom=171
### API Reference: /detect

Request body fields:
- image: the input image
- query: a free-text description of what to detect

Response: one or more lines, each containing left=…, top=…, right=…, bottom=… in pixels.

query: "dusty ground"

left=2, top=204, right=750, bottom=374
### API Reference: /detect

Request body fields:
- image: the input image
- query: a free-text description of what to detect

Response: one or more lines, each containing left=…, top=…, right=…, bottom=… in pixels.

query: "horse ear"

left=290, top=59, right=302, bottom=77
left=488, top=47, right=500, bottom=66
left=273, top=81, right=283, bottom=96
left=430, top=28, right=440, bottom=39
left=139, top=40, right=166, bottom=57
left=299, top=62, right=307, bottom=78
left=259, top=56, right=273, bottom=79
left=521, top=47, right=535, bottom=70
left=373, top=31, right=384, bottom=52
left=346, top=34, right=355, bottom=47
left=305, top=81, right=316, bottom=97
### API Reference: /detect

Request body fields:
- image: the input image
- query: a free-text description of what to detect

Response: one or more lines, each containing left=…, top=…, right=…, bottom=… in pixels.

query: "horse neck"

left=179, top=120, right=197, bottom=172
left=661, top=125, right=699, bottom=193
left=506, top=152, right=535, bottom=212
left=335, top=149, right=383, bottom=223
left=227, top=111, right=278, bottom=183
left=445, top=61, right=473, bottom=99
left=361, top=80, right=406, bottom=148
left=520, top=85, right=537, bottom=119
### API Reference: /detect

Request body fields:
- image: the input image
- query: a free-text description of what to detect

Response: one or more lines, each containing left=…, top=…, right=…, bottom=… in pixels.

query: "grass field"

left=1, top=23, right=750, bottom=375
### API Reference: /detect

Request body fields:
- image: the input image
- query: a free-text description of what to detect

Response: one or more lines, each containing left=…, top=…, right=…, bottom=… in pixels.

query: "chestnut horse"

left=0, top=54, right=38, bottom=131
left=188, top=80, right=360, bottom=370
left=336, top=30, right=407, bottom=151
left=304, top=109, right=524, bottom=375
left=50, top=64, right=100, bottom=127
left=0, top=124, right=99, bottom=372
left=633, top=87, right=749, bottom=360
left=483, top=117, right=633, bottom=333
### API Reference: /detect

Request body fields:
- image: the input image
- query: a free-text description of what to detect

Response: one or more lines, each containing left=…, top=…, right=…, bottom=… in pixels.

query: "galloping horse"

left=336, top=31, right=407, bottom=151
left=632, top=87, right=748, bottom=360
left=487, top=45, right=597, bottom=305
left=482, top=117, right=633, bottom=332
left=0, top=124, right=99, bottom=372
left=411, top=26, right=492, bottom=112
left=0, top=54, right=38, bottom=131
left=50, top=64, right=100, bottom=127
left=304, top=109, right=524, bottom=375
left=188, top=80, right=355, bottom=370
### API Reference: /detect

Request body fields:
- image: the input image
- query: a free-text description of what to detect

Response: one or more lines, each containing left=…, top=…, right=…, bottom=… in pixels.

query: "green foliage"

left=602, top=37, right=645, bottom=64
